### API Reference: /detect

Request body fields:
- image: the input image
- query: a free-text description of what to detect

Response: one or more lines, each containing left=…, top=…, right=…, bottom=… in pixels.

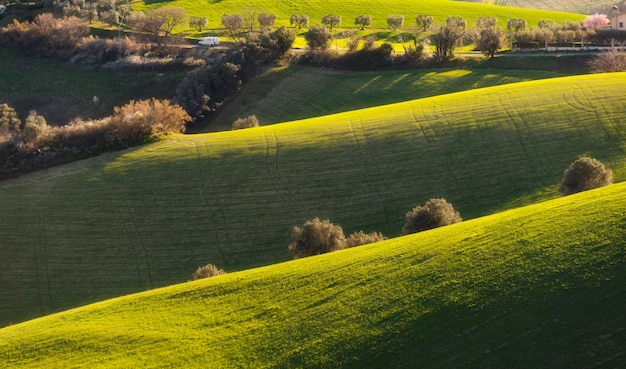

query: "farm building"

left=608, top=6, right=626, bottom=30
left=199, top=36, right=220, bottom=47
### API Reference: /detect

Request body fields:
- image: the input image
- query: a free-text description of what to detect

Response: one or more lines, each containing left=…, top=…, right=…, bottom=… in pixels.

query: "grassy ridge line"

left=133, top=0, right=583, bottom=30
left=1, top=73, right=626, bottom=327
left=1, top=182, right=624, bottom=368
left=209, top=66, right=566, bottom=131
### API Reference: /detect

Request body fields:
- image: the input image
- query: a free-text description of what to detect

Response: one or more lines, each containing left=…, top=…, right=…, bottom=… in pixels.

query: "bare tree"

left=222, top=13, right=244, bottom=40
left=258, top=13, right=276, bottom=31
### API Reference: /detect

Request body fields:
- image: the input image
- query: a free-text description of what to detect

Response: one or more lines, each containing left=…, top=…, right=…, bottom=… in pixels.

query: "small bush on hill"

left=559, top=157, right=613, bottom=195
left=288, top=218, right=346, bottom=259
left=402, top=198, right=462, bottom=235
left=192, top=263, right=226, bottom=280
left=0, top=103, right=21, bottom=134
left=588, top=50, right=626, bottom=73
left=345, top=231, right=385, bottom=247
left=21, top=111, right=48, bottom=142
left=110, top=99, right=190, bottom=143
left=305, top=24, right=333, bottom=50
left=232, top=115, right=259, bottom=130
left=0, top=99, right=190, bottom=179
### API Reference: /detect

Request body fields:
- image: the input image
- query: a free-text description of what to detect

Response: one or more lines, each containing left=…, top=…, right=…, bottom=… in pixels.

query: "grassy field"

left=465, top=0, right=616, bottom=14
left=133, top=0, right=584, bottom=31
left=0, top=72, right=625, bottom=327
left=1, top=181, right=624, bottom=368
left=0, top=46, right=184, bottom=125
left=209, top=65, right=566, bottom=130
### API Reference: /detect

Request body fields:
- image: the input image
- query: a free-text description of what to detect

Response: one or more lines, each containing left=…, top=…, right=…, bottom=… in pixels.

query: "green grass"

left=1, top=182, right=624, bottom=368
left=209, top=65, right=567, bottom=130
left=465, top=0, right=617, bottom=14
left=1, top=72, right=626, bottom=327
left=132, top=0, right=584, bottom=32
left=0, top=46, right=184, bottom=125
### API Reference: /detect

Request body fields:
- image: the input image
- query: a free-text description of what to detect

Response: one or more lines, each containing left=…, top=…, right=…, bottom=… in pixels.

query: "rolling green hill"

left=464, top=0, right=618, bottom=15
left=1, top=73, right=626, bottom=327
left=208, top=66, right=567, bottom=131
left=133, top=0, right=584, bottom=30
left=0, top=46, right=183, bottom=125
left=1, top=182, right=624, bottom=368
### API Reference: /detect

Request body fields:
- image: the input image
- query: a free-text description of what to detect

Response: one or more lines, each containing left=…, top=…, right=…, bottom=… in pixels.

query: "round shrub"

left=192, top=263, right=226, bottom=280
left=288, top=217, right=346, bottom=259
left=559, top=157, right=613, bottom=196
left=402, top=198, right=462, bottom=235
left=232, top=115, right=259, bottom=130
left=346, top=231, right=385, bottom=247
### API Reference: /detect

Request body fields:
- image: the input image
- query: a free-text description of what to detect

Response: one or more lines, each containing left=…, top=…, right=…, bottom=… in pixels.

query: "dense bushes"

left=174, top=27, right=295, bottom=122
left=559, top=157, right=613, bottom=195
left=402, top=198, right=462, bottom=235
left=288, top=218, right=386, bottom=258
left=345, top=231, right=385, bottom=247
left=232, top=115, right=259, bottom=130
left=0, top=99, right=190, bottom=179
left=0, top=14, right=187, bottom=65
left=288, top=218, right=346, bottom=259
left=588, top=50, right=626, bottom=73
left=192, top=263, right=226, bottom=280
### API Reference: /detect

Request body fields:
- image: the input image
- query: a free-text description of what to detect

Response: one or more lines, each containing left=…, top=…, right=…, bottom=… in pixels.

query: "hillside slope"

left=134, top=0, right=583, bottom=29
left=1, top=182, right=624, bottom=368
left=1, top=73, right=626, bottom=327
left=209, top=66, right=566, bottom=131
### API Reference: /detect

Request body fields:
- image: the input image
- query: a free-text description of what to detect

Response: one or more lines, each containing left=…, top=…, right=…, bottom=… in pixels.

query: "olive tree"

left=290, top=14, right=309, bottom=29
left=387, top=15, right=404, bottom=31
left=476, top=27, right=503, bottom=58
left=321, top=14, right=341, bottom=30
left=305, top=24, right=333, bottom=50
left=416, top=15, right=434, bottom=32
left=354, top=15, right=371, bottom=30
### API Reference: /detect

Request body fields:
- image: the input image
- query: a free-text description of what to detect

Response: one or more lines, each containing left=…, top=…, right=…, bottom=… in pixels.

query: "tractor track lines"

left=501, top=94, right=550, bottom=186
left=563, top=88, right=626, bottom=155
left=195, top=142, right=228, bottom=266
left=348, top=118, right=394, bottom=224
left=263, top=129, right=308, bottom=216
left=33, top=198, right=52, bottom=314
left=411, top=107, right=470, bottom=204
left=110, top=191, right=148, bottom=289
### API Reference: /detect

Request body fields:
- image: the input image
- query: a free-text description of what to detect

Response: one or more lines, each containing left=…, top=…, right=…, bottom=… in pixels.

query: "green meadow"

left=133, top=0, right=583, bottom=30
left=0, top=46, right=183, bottom=124
left=1, top=72, right=625, bottom=327
left=209, top=66, right=566, bottom=130
left=1, top=181, right=624, bottom=368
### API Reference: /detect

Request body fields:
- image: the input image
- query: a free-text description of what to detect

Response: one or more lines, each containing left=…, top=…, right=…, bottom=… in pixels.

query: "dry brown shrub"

left=192, top=263, right=226, bottom=280
left=346, top=231, right=385, bottom=247
left=402, top=198, right=462, bottom=235
left=588, top=50, right=626, bottom=73
left=109, top=99, right=191, bottom=143
left=288, top=218, right=346, bottom=259
left=559, top=157, right=613, bottom=196
left=232, top=115, right=260, bottom=130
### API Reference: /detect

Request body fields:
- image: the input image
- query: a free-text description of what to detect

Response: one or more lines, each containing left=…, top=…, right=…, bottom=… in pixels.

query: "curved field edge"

left=1, top=182, right=625, bottom=368
left=208, top=66, right=567, bottom=131
left=1, top=72, right=626, bottom=327
left=133, top=0, right=583, bottom=30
